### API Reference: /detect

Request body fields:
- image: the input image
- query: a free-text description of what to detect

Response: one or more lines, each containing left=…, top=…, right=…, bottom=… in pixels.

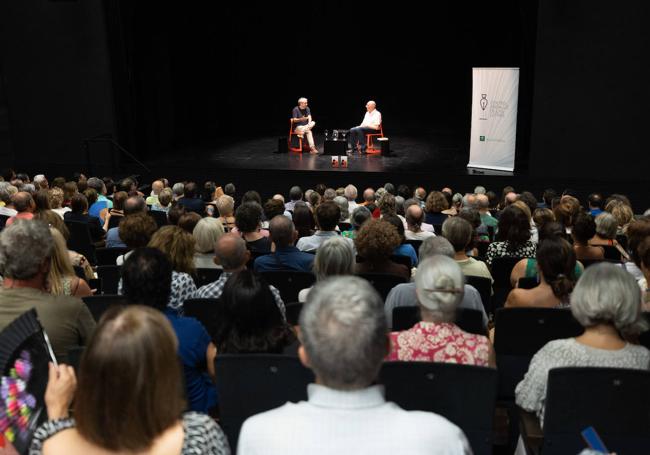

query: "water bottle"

left=324, top=129, right=329, bottom=140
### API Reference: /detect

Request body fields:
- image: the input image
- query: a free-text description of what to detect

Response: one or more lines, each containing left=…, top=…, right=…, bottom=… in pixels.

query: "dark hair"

left=518, top=191, right=538, bottom=215
left=70, top=193, right=88, bottom=213
left=177, top=212, right=201, bottom=234
left=241, top=190, right=262, bottom=206
left=383, top=183, right=396, bottom=195
left=74, top=305, right=184, bottom=451
left=496, top=205, right=531, bottom=249
left=538, top=221, right=564, bottom=242
left=292, top=202, right=315, bottom=238
left=382, top=214, right=405, bottom=243
left=351, top=206, right=372, bottom=229
left=536, top=237, right=576, bottom=301
left=572, top=212, right=597, bottom=245
left=223, top=183, right=236, bottom=198
left=34, top=189, right=51, bottom=211
left=486, top=191, right=499, bottom=209
left=1, top=168, right=16, bottom=182
left=289, top=186, right=302, bottom=201
left=315, top=183, right=327, bottom=196
left=542, top=188, right=557, bottom=206
left=118, top=177, right=136, bottom=193
left=627, top=217, right=650, bottom=267
left=315, top=201, right=340, bottom=231
left=588, top=193, right=603, bottom=209
left=184, top=182, right=198, bottom=198
left=264, top=199, right=285, bottom=220
left=212, top=270, right=295, bottom=354
left=397, top=184, right=411, bottom=200
left=235, top=202, right=263, bottom=233
left=51, top=177, right=66, bottom=189
left=84, top=188, right=98, bottom=206
left=167, top=205, right=186, bottom=226
left=121, top=248, right=172, bottom=310
left=124, top=196, right=146, bottom=215
left=120, top=213, right=158, bottom=249
left=202, top=181, right=216, bottom=202
left=112, top=191, right=128, bottom=210
left=102, top=177, right=115, bottom=195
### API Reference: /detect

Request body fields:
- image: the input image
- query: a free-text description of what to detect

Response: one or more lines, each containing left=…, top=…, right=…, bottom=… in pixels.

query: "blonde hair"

left=193, top=217, right=225, bottom=254
left=48, top=227, right=76, bottom=295
left=148, top=225, right=196, bottom=274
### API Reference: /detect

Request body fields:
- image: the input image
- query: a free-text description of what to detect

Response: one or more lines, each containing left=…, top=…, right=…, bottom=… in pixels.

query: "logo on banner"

left=480, top=136, right=485, bottom=141
left=479, top=94, right=488, bottom=120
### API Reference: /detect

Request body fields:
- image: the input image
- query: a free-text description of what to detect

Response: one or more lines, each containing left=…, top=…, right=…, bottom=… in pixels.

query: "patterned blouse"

left=387, top=322, right=491, bottom=366
left=29, top=412, right=230, bottom=454
left=485, top=240, right=537, bottom=266
left=515, top=338, right=650, bottom=426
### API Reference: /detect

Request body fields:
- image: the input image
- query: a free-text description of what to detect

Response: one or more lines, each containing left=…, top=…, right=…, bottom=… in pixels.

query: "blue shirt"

left=165, top=309, right=217, bottom=413
left=88, top=200, right=109, bottom=222
left=105, top=227, right=126, bottom=248
left=590, top=208, right=604, bottom=217
left=253, top=246, right=315, bottom=273
left=393, top=243, right=418, bottom=267
left=292, top=106, right=311, bottom=127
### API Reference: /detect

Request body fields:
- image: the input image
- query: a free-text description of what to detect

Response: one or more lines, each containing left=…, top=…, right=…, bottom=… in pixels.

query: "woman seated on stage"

left=516, top=263, right=650, bottom=425
left=354, top=219, right=410, bottom=281
left=387, top=255, right=495, bottom=367
left=505, top=236, right=576, bottom=309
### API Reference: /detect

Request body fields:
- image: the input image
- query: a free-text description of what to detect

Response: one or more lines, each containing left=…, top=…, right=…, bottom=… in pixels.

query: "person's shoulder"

left=387, top=407, right=468, bottom=444
left=240, top=402, right=298, bottom=433
left=182, top=412, right=229, bottom=451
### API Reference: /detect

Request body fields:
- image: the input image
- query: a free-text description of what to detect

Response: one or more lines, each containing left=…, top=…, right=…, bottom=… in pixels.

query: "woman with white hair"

left=516, top=263, right=650, bottom=425
left=297, top=236, right=355, bottom=302
left=590, top=212, right=629, bottom=260
left=193, top=217, right=225, bottom=269
left=333, top=196, right=350, bottom=223
left=386, top=256, right=495, bottom=367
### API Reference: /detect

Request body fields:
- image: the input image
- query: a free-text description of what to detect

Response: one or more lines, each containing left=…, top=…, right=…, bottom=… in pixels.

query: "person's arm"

left=44, top=363, right=77, bottom=420
left=504, top=288, right=519, bottom=308
left=72, top=277, right=94, bottom=298
left=510, top=258, right=527, bottom=288
left=487, top=341, right=497, bottom=368
left=206, top=342, right=217, bottom=381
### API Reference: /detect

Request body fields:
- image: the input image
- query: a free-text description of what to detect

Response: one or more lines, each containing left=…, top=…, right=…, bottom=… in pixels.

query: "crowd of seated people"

left=2, top=168, right=650, bottom=453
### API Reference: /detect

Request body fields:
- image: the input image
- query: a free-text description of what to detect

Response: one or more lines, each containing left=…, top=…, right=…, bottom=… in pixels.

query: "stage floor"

left=151, top=133, right=513, bottom=176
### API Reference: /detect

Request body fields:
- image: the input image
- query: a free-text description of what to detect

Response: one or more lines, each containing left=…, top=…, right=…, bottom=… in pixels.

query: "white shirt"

left=238, top=384, right=471, bottom=455
left=360, top=109, right=382, bottom=129
left=405, top=229, right=436, bottom=241
left=296, top=231, right=354, bottom=253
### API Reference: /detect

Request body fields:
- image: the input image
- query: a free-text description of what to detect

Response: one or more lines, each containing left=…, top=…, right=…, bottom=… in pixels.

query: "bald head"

left=151, top=180, right=164, bottom=195
left=124, top=196, right=146, bottom=215
left=12, top=192, right=34, bottom=213
left=363, top=188, right=375, bottom=203
left=214, top=233, right=249, bottom=271
left=414, top=187, right=426, bottom=201
left=476, top=194, right=490, bottom=210
left=405, top=204, right=424, bottom=229
left=505, top=192, right=517, bottom=205
left=269, top=215, right=295, bottom=248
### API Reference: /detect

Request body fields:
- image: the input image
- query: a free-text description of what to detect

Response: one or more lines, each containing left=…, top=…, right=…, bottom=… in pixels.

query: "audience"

left=284, top=186, right=303, bottom=212
left=298, top=236, right=355, bottom=302
left=341, top=205, right=371, bottom=239
left=238, top=276, right=471, bottom=454
left=193, top=217, right=225, bottom=269
left=0, top=220, right=95, bottom=361
left=145, top=179, right=164, bottom=205
left=424, top=191, right=449, bottom=226
left=215, top=194, right=236, bottom=230
left=625, top=217, right=650, bottom=281
left=383, top=214, right=418, bottom=267
left=591, top=212, right=628, bottom=260
left=506, top=236, right=576, bottom=308
left=146, top=225, right=198, bottom=312
left=115, top=212, right=158, bottom=265
left=234, top=202, right=272, bottom=253
left=102, top=190, right=128, bottom=230
left=297, top=201, right=353, bottom=252
left=442, top=217, right=493, bottom=283
left=106, top=195, right=146, bottom=248
left=291, top=201, right=315, bottom=239
left=120, top=248, right=218, bottom=414
left=32, top=305, right=229, bottom=453
left=485, top=205, right=536, bottom=266
left=254, top=216, right=315, bottom=273
left=178, top=181, right=205, bottom=215
left=384, top=236, right=487, bottom=329
left=6, top=191, right=35, bottom=226
left=387, top=256, right=495, bottom=367
left=354, top=219, right=410, bottom=280
left=405, top=203, right=435, bottom=240
left=571, top=212, right=604, bottom=261
left=211, top=269, right=296, bottom=354
left=516, top=263, right=650, bottom=426
left=47, top=227, right=93, bottom=297
left=194, top=234, right=285, bottom=318
left=151, top=187, right=173, bottom=214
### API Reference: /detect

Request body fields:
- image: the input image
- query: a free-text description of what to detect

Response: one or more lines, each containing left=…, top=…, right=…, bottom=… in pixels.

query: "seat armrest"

left=517, top=406, right=543, bottom=455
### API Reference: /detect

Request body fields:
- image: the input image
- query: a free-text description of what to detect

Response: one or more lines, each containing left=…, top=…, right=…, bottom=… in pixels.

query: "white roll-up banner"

left=468, top=68, right=519, bottom=171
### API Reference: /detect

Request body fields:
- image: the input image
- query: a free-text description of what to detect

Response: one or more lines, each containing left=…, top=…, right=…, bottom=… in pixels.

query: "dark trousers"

left=348, top=127, right=375, bottom=151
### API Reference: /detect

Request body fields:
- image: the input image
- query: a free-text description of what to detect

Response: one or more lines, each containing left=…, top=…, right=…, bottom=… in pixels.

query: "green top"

left=524, top=258, right=583, bottom=281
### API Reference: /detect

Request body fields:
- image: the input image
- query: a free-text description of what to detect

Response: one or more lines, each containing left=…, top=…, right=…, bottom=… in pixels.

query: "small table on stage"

left=324, top=139, right=348, bottom=156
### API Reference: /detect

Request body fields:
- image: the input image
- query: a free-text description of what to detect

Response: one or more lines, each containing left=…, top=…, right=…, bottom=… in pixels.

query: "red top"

left=387, top=322, right=490, bottom=366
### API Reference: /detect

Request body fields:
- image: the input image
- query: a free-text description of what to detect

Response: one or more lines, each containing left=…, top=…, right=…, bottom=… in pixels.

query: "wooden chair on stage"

left=288, top=119, right=308, bottom=153
left=365, top=123, right=384, bottom=154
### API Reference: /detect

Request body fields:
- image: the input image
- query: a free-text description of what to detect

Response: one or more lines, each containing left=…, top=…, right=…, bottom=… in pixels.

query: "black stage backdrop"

left=529, top=1, right=650, bottom=179
left=108, top=0, right=538, bottom=163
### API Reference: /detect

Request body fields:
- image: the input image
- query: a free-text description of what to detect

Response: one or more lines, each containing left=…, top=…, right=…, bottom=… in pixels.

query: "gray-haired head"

left=0, top=220, right=54, bottom=280
left=298, top=97, right=308, bottom=104
left=442, top=216, right=473, bottom=253
left=594, top=212, right=618, bottom=239
left=452, top=192, right=463, bottom=206
left=0, top=182, right=14, bottom=204
left=21, top=184, right=36, bottom=195
left=395, top=195, right=405, bottom=215
left=269, top=215, right=295, bottom=248
left=333, top=196, right=350, bottom=222
left=415, top=256, right=465, bottom=323
left=344, top=184, right=358, bottom=202
left=419, top=236, right=455, bottom=260
left=375, top=187, right=387, bottom=203
left=172, top=182, right=184, bottom=197
left=300, top=276, right=387, bottom=390
left=313, top=236, right=355, bottom=281
left=474, top=186, right=487, bottom=195
left=86, top=177, right=105, bottom=193
left=351, top=205, right=371, bottom=229
left=476, top=194, right=490, bottom=210
left=289, top=186, right=303, bottom=202
left=571, top=262, right=646, bottom=336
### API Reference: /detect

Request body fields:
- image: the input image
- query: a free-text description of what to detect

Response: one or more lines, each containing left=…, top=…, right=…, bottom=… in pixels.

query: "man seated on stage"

left=348, top=100, right=382, bottom=155
left=292, top=97, right=319, bottom=154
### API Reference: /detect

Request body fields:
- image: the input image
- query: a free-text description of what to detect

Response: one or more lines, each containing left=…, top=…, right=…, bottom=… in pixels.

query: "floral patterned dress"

left=387, top=322, right=490, bottom=366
